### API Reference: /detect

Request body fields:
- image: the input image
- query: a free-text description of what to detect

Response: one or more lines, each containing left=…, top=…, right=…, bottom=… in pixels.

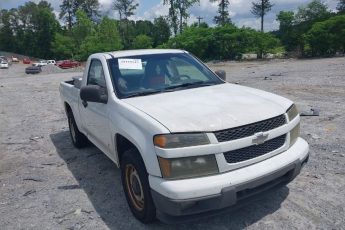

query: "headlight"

left=154, top=133, right=210, bottom=148
left=287, top=104, right=299, bottom=121
left=158, top=155, right=219, bottom=179
left=289, top=123, right=300, bottom=147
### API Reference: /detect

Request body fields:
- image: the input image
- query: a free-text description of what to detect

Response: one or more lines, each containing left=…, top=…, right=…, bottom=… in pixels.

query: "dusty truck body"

left=59, top=49, right=309, bottom=223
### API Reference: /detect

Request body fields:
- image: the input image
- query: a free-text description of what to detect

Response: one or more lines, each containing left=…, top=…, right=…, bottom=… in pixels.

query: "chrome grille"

left=214, top=114, right=286, bottom=142
left=223, top=134, right=286, bottom=164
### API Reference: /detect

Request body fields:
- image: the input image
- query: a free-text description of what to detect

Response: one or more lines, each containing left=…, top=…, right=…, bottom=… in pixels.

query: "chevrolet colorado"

left=59, top=49, right=309, bottom=223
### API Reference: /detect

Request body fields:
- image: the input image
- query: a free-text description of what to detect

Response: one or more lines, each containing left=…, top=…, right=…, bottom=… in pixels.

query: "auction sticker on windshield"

left=118, top=59, right=142, bottom=70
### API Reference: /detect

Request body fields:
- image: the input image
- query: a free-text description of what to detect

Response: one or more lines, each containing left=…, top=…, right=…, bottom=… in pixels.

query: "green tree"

left=51, top=33, right=77, bottom=59
left=94, top=17, right=123, bottom=51
left=152, top=17, right=171, bottom=46
left=132, top=34, right=153, bottom=49
left=337, top=0, right=345, bottom=13
left=166, top=26, right=215, bottom=59
left=113, top=0, right=138, bottom=20
left=176, top=0, right=199, bottom=34
left=53, top=14, right=123, bottom=60
left=0, top=1, right=60, bottom=58
left=59, top=0, right=99, bottom=30
left=75, top=0, right=100, bottom=19
left=135, top=20, right=154, bottom=37
left=210, top=0, right=232, bottom=26
left=164, top=25, right=281, bottom=60
left=17, top=2, right=38, bottom=29
left=113, top=0, right=138, bottom=48
left=306, top=15, right=345, bottom=56
left=254, top=31, right=281, bottom=55
left=164, top=0, right=199, bottom=34
left=163, top=0, right=179, bottom=35
left=79, top=17, right=123, bottom=59
left=72, top=9, right=94, bottom=47
left=276, top=11, right=298, bottom=51
left=295, top=0, right=330, bottom=23
left=14, top=4, right=37, bottom=55
left=31, top=4, right=60, bottom=58
left=293, top=0, right=331, bottom=55
left=59, top=0, right=74, bottom=30
left=0, top=9, right=16, bottom=52
left=277, top=11, right=294, bottom=29
left=251, top=0, right=274, bottom=32
left=52, top=16, right=123, bottom=60
left=201, top=22, right=209, bottom=28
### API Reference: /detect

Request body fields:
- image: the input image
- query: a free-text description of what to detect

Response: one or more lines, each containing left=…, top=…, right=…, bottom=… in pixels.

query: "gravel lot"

left=0, top=59, right=344, bottom=230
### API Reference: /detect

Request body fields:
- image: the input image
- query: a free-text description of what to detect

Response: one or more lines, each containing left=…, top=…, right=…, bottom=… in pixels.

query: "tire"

left=121, top=148, right=156, bottom=223
left=67, top=110, right=88, bottom=148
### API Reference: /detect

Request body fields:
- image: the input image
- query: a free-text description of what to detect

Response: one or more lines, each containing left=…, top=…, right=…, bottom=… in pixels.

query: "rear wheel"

left=121, top=149, right=156, bottom=223
left=67, top=111, right=88, bottom=148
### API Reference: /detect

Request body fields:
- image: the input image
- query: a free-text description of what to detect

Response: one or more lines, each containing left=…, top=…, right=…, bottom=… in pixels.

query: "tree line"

left=276, top=0, right=345, bottom=57
left=0, top=0, right=344, bottom=61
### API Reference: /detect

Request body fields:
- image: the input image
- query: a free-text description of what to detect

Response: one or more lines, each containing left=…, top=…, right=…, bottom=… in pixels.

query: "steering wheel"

left=178, top=75, right=191, bottom=80
left=170, top=74, right=191, bottom=84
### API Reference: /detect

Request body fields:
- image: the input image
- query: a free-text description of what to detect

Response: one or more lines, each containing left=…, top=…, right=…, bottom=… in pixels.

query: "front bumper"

left=149, top=137, right=309, bottom=223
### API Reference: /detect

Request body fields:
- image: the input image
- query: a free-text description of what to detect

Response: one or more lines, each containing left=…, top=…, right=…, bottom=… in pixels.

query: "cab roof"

left=104, top=49, right=187, bottom=59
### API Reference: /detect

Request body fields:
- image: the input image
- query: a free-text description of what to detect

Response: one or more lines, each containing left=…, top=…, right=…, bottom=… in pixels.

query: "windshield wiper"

left=122, top=82, right=216, bottom=98
left=122, top=89, right=164, bottom=98
left=164, top=81, right=216, bottom=90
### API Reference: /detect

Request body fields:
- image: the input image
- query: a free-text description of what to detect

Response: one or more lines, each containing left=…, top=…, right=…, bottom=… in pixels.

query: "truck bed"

left=64, top=76, right=82, bottom=89
left=59, top=77, right=83, bottom=135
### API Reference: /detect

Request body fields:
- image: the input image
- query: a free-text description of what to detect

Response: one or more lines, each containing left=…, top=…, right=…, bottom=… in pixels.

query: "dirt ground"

left=0, top=58, right=344, bottom=230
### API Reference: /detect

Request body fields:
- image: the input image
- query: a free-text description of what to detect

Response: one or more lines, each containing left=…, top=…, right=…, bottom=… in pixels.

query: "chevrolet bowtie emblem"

left=252, top=132, right=269, bottom=145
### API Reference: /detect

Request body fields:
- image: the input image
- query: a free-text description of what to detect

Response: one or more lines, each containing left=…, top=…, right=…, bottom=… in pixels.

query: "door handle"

left=82, top=100, right=88, bottom=108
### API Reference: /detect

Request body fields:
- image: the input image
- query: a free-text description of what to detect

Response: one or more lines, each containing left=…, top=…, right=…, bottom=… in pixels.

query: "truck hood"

left=123, top=83, right=292, bottom=132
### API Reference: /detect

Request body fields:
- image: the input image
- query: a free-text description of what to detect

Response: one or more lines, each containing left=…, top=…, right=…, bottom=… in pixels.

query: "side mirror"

left=215, top=70, right=226, bottom=81
left=80, top=85, right=108, bottom=104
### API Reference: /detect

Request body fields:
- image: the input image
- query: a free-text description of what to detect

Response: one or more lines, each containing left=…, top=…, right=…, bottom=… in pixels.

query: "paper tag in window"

left=118, top=59, right=142, bottom=70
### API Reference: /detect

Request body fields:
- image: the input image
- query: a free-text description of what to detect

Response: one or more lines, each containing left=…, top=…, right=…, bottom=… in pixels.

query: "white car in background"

left=0, top=60, right=9, bottom=69
left=12, top=56, right=19, bottom=62
left=47, top=60, right=56, bottom=65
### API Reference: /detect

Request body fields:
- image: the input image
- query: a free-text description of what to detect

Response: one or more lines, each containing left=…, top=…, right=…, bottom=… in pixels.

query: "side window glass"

left=88, top=60, right=106, bottom=88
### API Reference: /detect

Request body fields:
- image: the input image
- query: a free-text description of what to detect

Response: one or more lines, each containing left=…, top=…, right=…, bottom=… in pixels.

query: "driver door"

left=80, top=59, right=112, bottom=154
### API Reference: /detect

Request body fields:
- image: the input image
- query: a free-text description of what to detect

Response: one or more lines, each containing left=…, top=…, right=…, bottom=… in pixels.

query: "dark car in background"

left=57, top=60, right=81, bottom=69
left=25, top=65, right=42, bottom=74
left=0, top=56, right=8, bottom=61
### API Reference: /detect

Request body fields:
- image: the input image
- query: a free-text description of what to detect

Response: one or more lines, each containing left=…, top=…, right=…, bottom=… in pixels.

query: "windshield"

left=108, top=53, right=224, bottom=99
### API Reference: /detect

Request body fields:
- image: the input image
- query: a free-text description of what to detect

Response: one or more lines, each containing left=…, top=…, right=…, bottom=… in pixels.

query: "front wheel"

left=121, top=149, right=156, bottom=223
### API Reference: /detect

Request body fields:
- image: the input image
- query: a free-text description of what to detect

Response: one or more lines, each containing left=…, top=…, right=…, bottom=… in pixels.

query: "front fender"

left=109, top=99, right=169, bottom=177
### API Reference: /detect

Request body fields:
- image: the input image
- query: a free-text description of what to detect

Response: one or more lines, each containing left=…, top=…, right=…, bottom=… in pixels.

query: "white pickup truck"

left=59, top=49, right=309, bottom=223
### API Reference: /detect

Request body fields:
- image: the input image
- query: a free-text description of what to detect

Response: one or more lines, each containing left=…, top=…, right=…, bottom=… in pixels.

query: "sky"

left=0, top=0, right=338, bottom=31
